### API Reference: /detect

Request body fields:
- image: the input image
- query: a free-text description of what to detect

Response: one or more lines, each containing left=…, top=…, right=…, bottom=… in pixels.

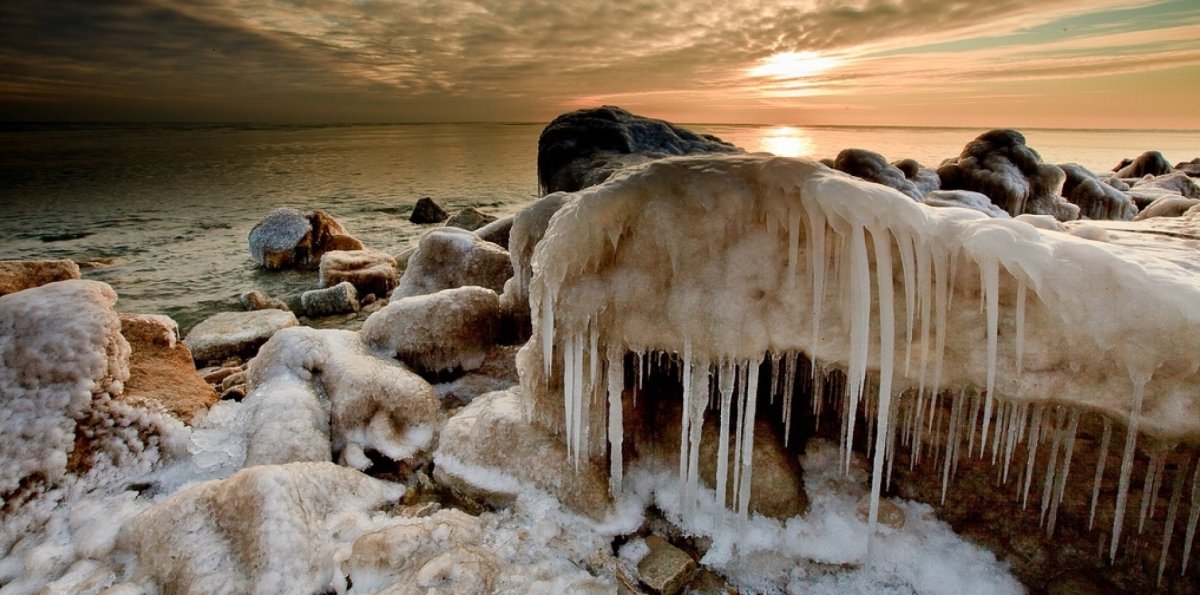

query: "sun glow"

left=758, top=126, right=814, bottom=158
left=748, top=51, right=841, bottom=80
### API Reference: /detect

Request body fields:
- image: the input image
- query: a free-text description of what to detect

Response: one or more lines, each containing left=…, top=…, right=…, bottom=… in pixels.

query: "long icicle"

left=979, top=257, right=1000, bottom=458
left=684, top=361, right=709, bottom=517
left=1047, top=408, right=1080, bottom=535
left=1039, top=407, right=1066, bottom=528
left=1110, top=376, right=1148, bottom=563
left=716, top=361, right=736, bottom=509
left=737, top=363, right=760, bottom=517
left=563, top=334, right=576, bottom=464
left=606, top=348, right=624, bottom=496
left=1090, top=417, right=1113, bottom=530
left=1159, top=456, right=1189, bottom=587
left=1182, top=456, right=1200, bottom=575
left=1139, top=445, right=1167, bottom=534
left=844, top=223, right=872, bottom=473
left=1022, top=404, right=1045, bottom=508
left=678, top=342, right=693, bottom=491
left=867, top=228, right=896, bottom=561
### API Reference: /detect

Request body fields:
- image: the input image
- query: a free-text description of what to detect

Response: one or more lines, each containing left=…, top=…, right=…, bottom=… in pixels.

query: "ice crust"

left=519, top=154, right=1200, bottom=562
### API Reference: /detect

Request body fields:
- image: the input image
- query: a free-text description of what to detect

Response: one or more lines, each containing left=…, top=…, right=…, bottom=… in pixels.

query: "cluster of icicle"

left=520, top=154, right=1200, bottom=581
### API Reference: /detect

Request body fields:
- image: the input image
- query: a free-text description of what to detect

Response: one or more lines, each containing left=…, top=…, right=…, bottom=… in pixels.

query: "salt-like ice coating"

left=519, top=154, right=1200, bottom=562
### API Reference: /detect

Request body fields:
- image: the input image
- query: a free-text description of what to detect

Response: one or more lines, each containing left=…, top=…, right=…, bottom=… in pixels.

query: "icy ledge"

left=518, top=154, right=1200, bottom=568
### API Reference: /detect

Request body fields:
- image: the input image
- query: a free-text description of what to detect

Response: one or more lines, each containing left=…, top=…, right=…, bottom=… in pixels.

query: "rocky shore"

left=2, top=107, right=1200, bottom=594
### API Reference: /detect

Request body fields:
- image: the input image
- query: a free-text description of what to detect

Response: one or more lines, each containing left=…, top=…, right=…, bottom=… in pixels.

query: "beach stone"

left=410, top=197, right=449, bottom=224
left=248, top=208, right=361, bottom=270
left=637, top=536, right=696, bottom=595
left=201, top=366, right=240, bottom=386
left=937, top=129, right=1079, bottom=221
left=220, top=370, right=248, bottom=392
left=1113, top=150, right=1172, bottom=178
left=923, top=190, right=1010, bottom=218
left=1058, top=163, right=1136, bottom=220
left=444, top=207, right=497, bottom=231
left=1133, top=171, right=1200, bottom=198
left=363, top=286, right=501, bottom=375
left=537, top=106, right=741, bottom=194
left=856, top=494, right=907, bottom=530
left=301, top=281, right=360, bottom=317
left=475, top=215, right=513, bottom=249
left=183, top=309, right=298, bottom=364
left=239, top=289, right=289, bottom=312
left=0, top=259, right=81, bottom=297
left=833, top=148, right=924, bottom=200
left=394, top=227, right=512, bottom=299
left=318, top=249, right=398, bottom=297
left=1176, top=158, right=1200, bottom=177
left=120, top=314, right=218, bottom=422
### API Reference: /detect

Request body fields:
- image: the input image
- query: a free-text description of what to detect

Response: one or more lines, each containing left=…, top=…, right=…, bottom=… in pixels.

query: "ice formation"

left=1058, top=163, right=1136, bottom=221
left=518, top=153, right=1200, bottom=567
left=923, top=190, right=1010, bottom=219
left=938, top=130, right=1080, bottom=221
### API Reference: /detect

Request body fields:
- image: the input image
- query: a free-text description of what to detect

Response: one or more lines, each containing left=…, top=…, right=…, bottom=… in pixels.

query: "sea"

left=1, top=122, right=1196, bottom=333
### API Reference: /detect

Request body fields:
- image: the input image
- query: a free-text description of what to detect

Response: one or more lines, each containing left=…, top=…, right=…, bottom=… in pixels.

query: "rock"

left=1014, top=213, right=1065, bottom=231
left=432, top=389, right=613, bottom=517
left=1058, top=163, right=1136, bottom=220
left=891, top=157, right=941, bottom=196
left=220, top=370, right=247, bottom=392
left=248, top=208, right=362, bottom=270
left=394, top=227, right=513, bottom=300
left=220, top=385, right=246, bottom=401
left=1113, top=150, right=1172, bottom=178
left=432, top=344, right=521, bottom=408
left=476, top=215, right=514, bottom=249
left=120, top=314, right=218, bottom=422
left=363, top=286, right=502, bottom=375
left=201, top=366, right=241, bottom=385
left=1176, top=157, right=1200, bottom=177
left=833, top=148, right=924, bottom=200
left=855, top=494, right=907, bottom=529
left=410, top=196, right=450, bottom=224
left=183, top=309, right=298, bottom=365
left=1132, top=171, right=1200, bottom=198
left=318, top=249, right=398, bottom=297
left=923, top=190, right=1010, bottom=218
left=445, top=206, right=497, bottom=231
left=537, top=106, right=741, bottom=194
left=0, top=259, right=81, bottom=297
left=120, top=462, right=404, bottom=595
left=937, top=129, right=1079, bottom=221
left=637, top=536, right=696, bottom=595
left=1134, top=196, right=1200, bottom=220
left=301, top=281, right=360, bottom=317
left=348, top=510, right=497, bottom=594
left=239, top=289, right=289, bottom=311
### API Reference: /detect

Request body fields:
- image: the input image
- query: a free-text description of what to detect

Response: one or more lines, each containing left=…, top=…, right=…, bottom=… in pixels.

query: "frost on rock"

left=519, top=153, right=1200, bottom=567
left=938, top=130, right=1080, bottom=221
left=892, top=158, right=941, bottom=197
left=923, top=190, right=1010, bottom=219
left=393, top=227, right=512, bottom=300
left=833, top=148, right=924, bottom=201
left=1058, top=163, right=1136, bottom=221
left=120, top=462, right=404, bottom=595
left=363, top=286, right=501, bottom=375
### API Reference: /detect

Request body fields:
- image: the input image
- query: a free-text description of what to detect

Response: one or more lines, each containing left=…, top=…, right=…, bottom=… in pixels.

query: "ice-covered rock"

left=833, top=148, right=923, bottom=200
left=1176, top=157, right=1200, bottom=177
left=445, top=206, right=497, bottom=231
left=301, top=281, right=359, bottom=317
left=476, top=214, right=514, bottom=248
left=1134, top=196, right=1200, bottom=220
left=248, top=208, right=363, bottom=270
left=923, top=190, right=1010, bottom=218
left=892, top=158, right=941, bottom=196
left=433, top=389, right=612, bottom=516
left=239, top=289, right=289, bottom=312
left=119, top=462, right=404, bottom=595
left=937, top=130, right=1079, bottom=220
left=120, top=313, right=218, bottom=422
left=537, top=106, right=740, bottom=194
left=348, top=509, right=495, bottom=593
left=1134, top=171, right=1200, bottom=198
left=393, top=227, right=512, bottom=299
left=1114, top=150, right=1173, bottom=178
left=1058, top=163, right=1136, bottom=220
left=318, top=249, right=398, bottom=297
left=363, top=286, right=502, bottom=375
left=504, top=191, right=572, bottom=334
left=410, top=196, right=449, bottom=224
left=183, top=309, right=298, bottom=364
left=0, top=259, right=81, bottom=296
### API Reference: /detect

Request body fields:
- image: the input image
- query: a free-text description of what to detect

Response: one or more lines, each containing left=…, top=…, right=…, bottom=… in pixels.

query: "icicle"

left=980, top=257, right=1000, bottom=458
left=1183, top=458, right=1200, bottom=575
left=951, top=389, right=967, bottom=479
left=737, top=363, right=760, bottom=517
left=1110, top=376, right=1147, bottom=563
left=1139, top=445, right=1166, bottom=534
left=916, top=238, right=933, bottom=397
left=606, top=349, right=624, bottom=496
left=966, top=392, right=981, bottom=458
left=1014, top=280, right=1026, bottom=376
left=844, top=223, right=872, bottom=473
left=583, top=324, right=598, bottom=458
left=787, top=206, right=801, bottom=288
left=941, top=391, right=964, bottom=504
left=571, top=334, right=585, bottom=469
left=1089, top=417, right=1113, bottom=530
left=542, top=288, right=556, bottom=377
left=716, top=362, right=735, bottom=509
left=1047, top=408, right=1079, bottom=535
left=1022, top=404, right=1045, bottom=508
left=896, top=231, right=917, bottom=377
left=807, top=207, right=827, bottom=364
left=867, top=228, right=896, bottom=561
left=783, top=352, right=798, bottom=447
left=684, top=361, right=709, bottom=516
left=1003, top=402, right=1025, bottom=484
left=1039, top=408, right=1065, bottom=528
left=990, top=397, right=1005, bottom=467
left=930, top=249, right=949, bottom=401
left=1159, top=457, right=1189, bottom=586
left=732, top=364, right=748, bottom=505
left=563, top=334, right=576, bottom=463
left=678, top=342, right=693, bottom=489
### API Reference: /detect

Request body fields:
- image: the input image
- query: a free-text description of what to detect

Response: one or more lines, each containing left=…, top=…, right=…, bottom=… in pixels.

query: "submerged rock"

left=301, top=281, right=360, bottom=317
left=1113, top=150, right=1173, bottom=178
left=410, top=196, right=450, bottom=224
left=318, top=249, right=398, bottom=297
left=394, top=227, right=512, bottom=299
left=937, top=130, right=1079, bottom=220
left=239, top=289, right=289, bottom=312
left=183, top=309, right=299, bottom=364
left=537, top=105, right=740, bottom=194
left=445, top=206, right=497, bottom=231
left=248, top=208, right=362, bottom=270
left=0, top=259, right=81, bottom=296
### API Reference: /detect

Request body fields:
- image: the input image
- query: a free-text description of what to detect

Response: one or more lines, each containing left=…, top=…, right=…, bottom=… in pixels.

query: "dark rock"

left=220, top=385, right=247, bottom=401
left=444, top=207, right=497, bottom=231
left=410, top=197, right=449, bottom=224
left=537, top=106, right=740, bottom=194
left=1058, top=163, right=1136, bottom=220
left=1113, top=150, right=1172, bottom=178
left=1175, top=157, right=1200, bottom=177
left=833, top=148, right=923, bottom=200
left=301, top=281, right=360, bottom=317
left=937, top=130, right=1079, bottom=221
left=891, top=158, right=941, bottom=196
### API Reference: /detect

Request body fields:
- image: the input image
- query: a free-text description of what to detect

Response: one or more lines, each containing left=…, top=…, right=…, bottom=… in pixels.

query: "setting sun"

left=748, top=51, right=841, bottom=80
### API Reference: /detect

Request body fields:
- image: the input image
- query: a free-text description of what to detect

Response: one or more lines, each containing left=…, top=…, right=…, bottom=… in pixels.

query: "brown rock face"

left=119, top=314, right=218, bottom=422
left=0, top=259, right=81, bottom=296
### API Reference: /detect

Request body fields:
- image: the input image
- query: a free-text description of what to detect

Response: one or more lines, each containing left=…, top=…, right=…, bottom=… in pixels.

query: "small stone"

left=0, top=259, right=81, bottom=297
left=637, top=536, right=696, bottom=595
left=220, top=371, right=247, bottom=392
left=409, top=197, right=449, bottom=224
left=220, top=385, right=247, bottom=401
left=239, top=290, right=289, bottom=311
left=201, top=366, right=240, bottom=386
left=856, top=494, right=906, bottom=530
left=444, top=207, right=497, bottom=231
left=301, top=281, right=360, bottom=317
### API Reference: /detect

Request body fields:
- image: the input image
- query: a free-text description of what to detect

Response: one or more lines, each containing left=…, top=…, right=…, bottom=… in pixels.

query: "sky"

left=1, top=0, right=1198, bottom=128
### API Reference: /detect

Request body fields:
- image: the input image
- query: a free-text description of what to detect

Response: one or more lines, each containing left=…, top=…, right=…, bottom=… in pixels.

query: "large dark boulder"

left=1113, top=150, right=1172, bottom=178
left=936, top=130, right=1079, bottom=221
left=537, top=106, right=741, bottom=194
left=832, top=148, right=923, bottom=200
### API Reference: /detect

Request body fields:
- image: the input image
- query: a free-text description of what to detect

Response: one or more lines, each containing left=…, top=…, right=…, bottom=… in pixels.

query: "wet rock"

left=301, top=281, right=360, bottom=317
left=637, top=536, right=696, bottom=595
left=239, top=289, right=289, bottom=312
left=1113, top=150, right=1172, bottom=178
left=445, top=206, right=497, bottom=231
left=476, top=215, right=514, bottom=249
left=410, top=197, right=449, bottom=224
left=923, top=190, right=1010, bottom=218
left=855, top=494, right=907, bottom=529
left=0, top=259, right=81, bottom=297
left=1058, top=163, right=1136, bottom=220
left=120, top=314, right=218, bottom=422
left=394, top=227, right=512, bottom=299
left=1176, top=157, right=1200, bottom=177
left=937, top=130, right=1079, bottom=220
left=248, top=208, right=362, bottom=270
left=318, top=249, right=398, bottom=297
left=538, top=106, right=740, bottom=194
left=183, top=309, right=298, bottom=365
left=363, top=286, right=501, bottom=375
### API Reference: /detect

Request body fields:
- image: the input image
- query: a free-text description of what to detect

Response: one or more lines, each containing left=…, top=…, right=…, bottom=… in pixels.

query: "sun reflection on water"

left=757, top=126, right=815, bottom=158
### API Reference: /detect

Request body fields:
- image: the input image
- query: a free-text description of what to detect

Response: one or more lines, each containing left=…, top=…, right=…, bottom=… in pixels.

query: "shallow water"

left=1, top=122, right=1194, bottom=332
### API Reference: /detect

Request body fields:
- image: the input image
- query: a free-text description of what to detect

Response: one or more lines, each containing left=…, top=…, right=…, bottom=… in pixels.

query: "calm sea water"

left=1, top=122, right=1196, bottom=332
